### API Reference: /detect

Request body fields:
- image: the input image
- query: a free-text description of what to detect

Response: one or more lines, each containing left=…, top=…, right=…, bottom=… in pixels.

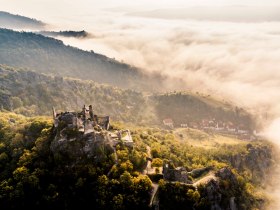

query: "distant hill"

left=0, top=11, right=45, bottom=29
left=38, top=30, right=90, bottom=38
left=0, top=28, right=169, bottom=91
left=0, top=65, right=155, bottom=124
left=0, top=65, right=254, bottom=129
left=128, top=6, right=280, bottom=22
left=150, top=92, right=255, bottom=130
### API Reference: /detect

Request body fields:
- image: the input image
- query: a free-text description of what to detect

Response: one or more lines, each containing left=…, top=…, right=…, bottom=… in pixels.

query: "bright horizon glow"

left=1, top=0, right=280, bottom=20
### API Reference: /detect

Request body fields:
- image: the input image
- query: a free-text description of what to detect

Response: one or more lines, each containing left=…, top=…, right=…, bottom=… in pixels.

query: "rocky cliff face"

left=196, top=144, right=274, bottom=210
left=50, top=125, right=115, bottom=165
left=196, top=167, right=238, bottom=210
left=210, top=144, right=274, bottom=210
left=229, top=144, right=273, bottom=184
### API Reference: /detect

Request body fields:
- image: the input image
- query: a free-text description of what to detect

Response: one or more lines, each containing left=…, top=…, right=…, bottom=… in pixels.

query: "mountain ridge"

left=0, top=11, right=46, bottom=29
left=0, top=28, right=175, bottom=91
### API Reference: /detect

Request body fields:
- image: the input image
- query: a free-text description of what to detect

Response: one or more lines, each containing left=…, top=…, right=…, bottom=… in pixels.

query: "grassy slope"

left=174, top=127, right=247, bottom=149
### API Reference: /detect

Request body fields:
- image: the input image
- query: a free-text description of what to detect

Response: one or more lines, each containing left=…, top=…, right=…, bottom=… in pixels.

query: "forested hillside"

left=0, top=7, right=277, bottom=210
left=0, top=112, right=275, bottom=210
left=0, top=65, right=154, bottom=124
left=0, top=65, right=254, bottom=128
left=0, top=28, right=168, bottom=91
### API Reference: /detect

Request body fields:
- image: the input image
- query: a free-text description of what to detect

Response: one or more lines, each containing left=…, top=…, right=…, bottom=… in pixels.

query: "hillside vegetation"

left=0, top=112, right=275, bottom=210
left=0, top=65, right=155, bottom=124
left=0, top=65, right=254, bottom=129
left=0, top=28, right=169, bottom=91
left=150, top=92, right=255, bottom=129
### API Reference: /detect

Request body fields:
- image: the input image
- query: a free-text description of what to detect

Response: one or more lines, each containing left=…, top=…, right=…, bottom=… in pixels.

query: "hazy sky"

left=1, top=0, right=280, bottom=18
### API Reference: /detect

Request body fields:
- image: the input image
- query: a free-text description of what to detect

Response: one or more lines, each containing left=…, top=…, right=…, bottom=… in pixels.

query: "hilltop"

left=0, top=11, right=45, bottom=29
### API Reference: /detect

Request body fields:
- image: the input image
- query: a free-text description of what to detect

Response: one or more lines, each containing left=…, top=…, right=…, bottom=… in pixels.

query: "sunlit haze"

left=2, top=0, right=280, bottom=125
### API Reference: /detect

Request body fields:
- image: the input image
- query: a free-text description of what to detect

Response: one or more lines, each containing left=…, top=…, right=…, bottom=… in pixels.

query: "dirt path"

left=149, top=183, right=159, bottom=207
left=143, top=146, right=154, bottom=175
left=193, top=172, right=217, bottom=187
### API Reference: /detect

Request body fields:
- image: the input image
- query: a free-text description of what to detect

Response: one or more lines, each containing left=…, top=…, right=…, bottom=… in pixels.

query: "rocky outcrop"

left=229, top=144, right=273, bottom=184
left=204, top=179, right=222, bottom=210
left=215, top=167, right=237, bottom=185
left=196, top=168, right=239, bottom=210
left=50, top=123, right=115, bottom=165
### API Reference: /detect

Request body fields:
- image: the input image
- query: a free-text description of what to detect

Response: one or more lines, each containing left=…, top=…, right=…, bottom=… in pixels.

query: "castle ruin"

left=53, top=105, right=110, bottom=134
left=163, top=163, right=189, bottom=183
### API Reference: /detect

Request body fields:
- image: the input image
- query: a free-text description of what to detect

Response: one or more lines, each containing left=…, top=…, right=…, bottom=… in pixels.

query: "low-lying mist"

left=54, top=11, right=280, bottom=117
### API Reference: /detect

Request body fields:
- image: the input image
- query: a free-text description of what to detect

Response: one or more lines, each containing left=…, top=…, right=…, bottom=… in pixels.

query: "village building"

left=163, top=118, right=174, bottom=129
left=180, top=123, right=188, bottom=128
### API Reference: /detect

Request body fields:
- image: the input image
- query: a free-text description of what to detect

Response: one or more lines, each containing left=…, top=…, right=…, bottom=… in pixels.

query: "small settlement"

left=162, top=117, right=254, bottom=140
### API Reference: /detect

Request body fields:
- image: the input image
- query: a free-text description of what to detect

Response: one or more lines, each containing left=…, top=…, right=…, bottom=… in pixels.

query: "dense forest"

left=0, top=65, right=154, bottom=124
left=0, top=112, right=275, bottom=210
left=0, top=65, right=254, bottom=128
left=0, top=28, right=173, bottom=91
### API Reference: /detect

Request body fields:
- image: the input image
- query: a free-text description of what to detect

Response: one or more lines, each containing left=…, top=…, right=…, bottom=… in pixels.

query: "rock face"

left=162, top=163, right=190, bottom=183
left=196, top=168, right=239, bottom=210
left=50, top=128, right=114, bottom=164
left=230, top=144, right=273, bottom=184
left=50, top=106, right=134, bottom=165
left=50, top=107, right=115, bottom=164
left=215, top=167, right=237, bottom=185
left=204, top=179, right=222, bottom=210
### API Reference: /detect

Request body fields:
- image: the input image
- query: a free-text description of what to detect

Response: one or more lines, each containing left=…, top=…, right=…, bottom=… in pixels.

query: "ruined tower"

left=89, top=105, right=94, bottom=120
